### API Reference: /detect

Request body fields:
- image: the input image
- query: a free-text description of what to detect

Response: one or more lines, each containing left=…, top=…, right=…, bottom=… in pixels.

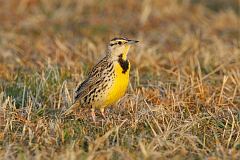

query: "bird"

left=63, top=37, right=139, bottom=122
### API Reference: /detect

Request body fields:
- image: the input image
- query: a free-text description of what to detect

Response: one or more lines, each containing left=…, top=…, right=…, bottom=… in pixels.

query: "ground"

left=0, top=0, right=239, bottom=159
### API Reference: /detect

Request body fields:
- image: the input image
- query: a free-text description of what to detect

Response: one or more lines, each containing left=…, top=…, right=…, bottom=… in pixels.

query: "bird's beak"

left=127, top=40, right=139, bottom=45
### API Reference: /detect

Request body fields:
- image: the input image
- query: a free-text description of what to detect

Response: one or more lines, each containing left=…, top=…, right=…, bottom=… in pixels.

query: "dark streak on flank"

left=84, top=96, right=87, bottom=102
left=89, top=88, right=97, bottom=97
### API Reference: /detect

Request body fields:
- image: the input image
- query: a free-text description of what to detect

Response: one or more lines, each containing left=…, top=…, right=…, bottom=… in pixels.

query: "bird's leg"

left=100, top=108, right=106, bottom=119
left=91, top=108, right=96, bottom=123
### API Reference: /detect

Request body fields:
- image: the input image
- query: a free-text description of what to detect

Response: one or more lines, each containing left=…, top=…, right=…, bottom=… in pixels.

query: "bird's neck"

left=117, top=46, right=130, bottom=74
left=117, top=57, right=129, bottom=74
left=107, top=45, right=130, bottom=61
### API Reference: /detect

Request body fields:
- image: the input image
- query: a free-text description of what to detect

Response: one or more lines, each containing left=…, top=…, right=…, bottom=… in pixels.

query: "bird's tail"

left=62, top=101, right=80, bottom=117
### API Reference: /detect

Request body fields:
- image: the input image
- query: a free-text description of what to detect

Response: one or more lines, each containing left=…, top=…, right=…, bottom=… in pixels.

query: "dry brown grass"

left=0, top=0, right=240, bottom=159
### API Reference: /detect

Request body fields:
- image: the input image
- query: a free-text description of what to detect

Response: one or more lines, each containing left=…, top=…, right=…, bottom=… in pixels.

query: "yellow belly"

left=104, top=62, right=130, bottom=107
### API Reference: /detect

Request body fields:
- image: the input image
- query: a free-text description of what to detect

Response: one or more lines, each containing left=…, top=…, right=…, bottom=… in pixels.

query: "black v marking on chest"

left=118, top=55, right=129, bottom=74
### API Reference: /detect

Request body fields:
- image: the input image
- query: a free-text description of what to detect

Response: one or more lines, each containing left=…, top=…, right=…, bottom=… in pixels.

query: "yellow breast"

left=105, top=61, right=130, bottom=107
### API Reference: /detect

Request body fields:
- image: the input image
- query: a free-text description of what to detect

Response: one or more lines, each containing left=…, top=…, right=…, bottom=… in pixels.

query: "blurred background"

left=0, top=0, right=239, bottom=79
left=0, top=1, right=240, bottom=159
left=0, top=0, right=239, bottom=105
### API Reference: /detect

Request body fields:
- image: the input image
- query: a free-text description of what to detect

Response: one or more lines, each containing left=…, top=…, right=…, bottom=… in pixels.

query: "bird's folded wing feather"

left=74, top=57, right=109, bottom=102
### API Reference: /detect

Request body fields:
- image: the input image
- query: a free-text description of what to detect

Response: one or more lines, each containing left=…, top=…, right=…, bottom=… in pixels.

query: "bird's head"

left=107, top=37, right=139, bottom=60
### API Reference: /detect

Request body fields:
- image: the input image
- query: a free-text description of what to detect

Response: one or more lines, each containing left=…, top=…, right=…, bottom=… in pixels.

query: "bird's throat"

left=122, top=45, right=130, bottom=60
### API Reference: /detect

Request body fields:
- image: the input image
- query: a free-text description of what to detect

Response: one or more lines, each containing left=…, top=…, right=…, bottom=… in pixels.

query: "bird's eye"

left=118, top=41, right=122, bottom=45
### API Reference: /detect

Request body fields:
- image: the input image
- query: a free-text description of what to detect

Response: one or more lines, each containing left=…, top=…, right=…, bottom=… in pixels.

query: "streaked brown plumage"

left=63, top=37, right=138, bottom=121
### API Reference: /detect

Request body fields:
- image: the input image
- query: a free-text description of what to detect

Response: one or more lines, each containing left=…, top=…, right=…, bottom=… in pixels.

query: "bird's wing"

left=74, top=56, right=109, bottom=102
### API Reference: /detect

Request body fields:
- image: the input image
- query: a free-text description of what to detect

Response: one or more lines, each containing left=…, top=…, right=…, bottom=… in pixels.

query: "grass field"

left=0, top=0, right=240, bottom=159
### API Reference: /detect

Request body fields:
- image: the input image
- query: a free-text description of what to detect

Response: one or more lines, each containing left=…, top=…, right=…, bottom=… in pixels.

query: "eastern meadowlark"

left=64, top=37, right=138, bottom=121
